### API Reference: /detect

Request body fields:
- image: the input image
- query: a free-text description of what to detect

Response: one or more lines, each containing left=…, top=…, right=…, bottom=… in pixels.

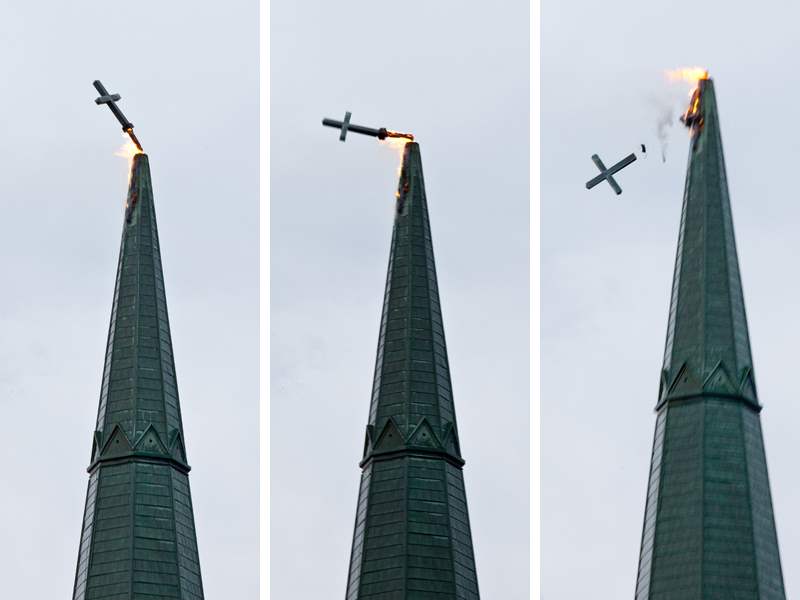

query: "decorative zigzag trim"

left=88, top=423, right=191, bottom=473
left=360, top=417, right=465, bottom=468
left=657, top=360, right=759, bottom=410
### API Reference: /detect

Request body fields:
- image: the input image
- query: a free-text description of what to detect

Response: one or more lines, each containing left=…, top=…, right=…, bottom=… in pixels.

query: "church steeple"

left=659, top=78, right=757, bottom=408
left=635, top=78, right=785, bottom=598
left=345, top=143, right=480, bottom=599
left=72, top=154, right=205, bottom=600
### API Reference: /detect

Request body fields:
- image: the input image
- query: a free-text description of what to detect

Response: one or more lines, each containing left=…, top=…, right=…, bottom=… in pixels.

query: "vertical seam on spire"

left=718, top=123, right=753, bottom=386
left=155, top=210, right=186, bottom=439
left=344, top=464, right=370, bottom=599
left=185, top=480, right=206, bottom=599
left=698, top=401, right=705, bottom=597
left=423, top=187, right=442, bottom=429
left=461, top=468, right=481, bottom=598
left=167, top=468, right=184, bottom=598
left=132, top=207, right=141, bottom=440
left=72, top=471, right=97, bottom=600
left=716, top=114, right=736, bottom=374
left=762, top=423, right=787, bottom=597
left=129, top=462, right=136, bottom=599
left=739, top=404, right=760, bottom=597
left=709, top=107, right=740, bottom=387
left=71, top=485, right=87, bottom=600
left=370, top=224, right=395, bottom=427
left=715, top=91, right=751, bottom=378
left=441, top=460, right=459, bottom=598
left=98, top=237, right=124, bottom=432
left=403, top=161, right=413, bottom=443
left=647, top=406, right=668, bottom=598
left=151, top=200, right=169, bottom=441
left=634, top=406, right=663, bottom=599
left=129, top=170, right=142, bottom=599
left=663, top=147, right=692, bottom=381
left=402, top=166, right=413, bottom=600
left=403, top=458, right=409, bottom=600
left=701, top=147, right=708, bottom=382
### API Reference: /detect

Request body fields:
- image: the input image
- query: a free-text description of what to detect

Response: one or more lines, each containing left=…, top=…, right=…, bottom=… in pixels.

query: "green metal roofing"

left=72, top=154, right=205, bottom=600
left=635, top=79, right=785, bottom=599
left=345, top=143, right=480, bottom=600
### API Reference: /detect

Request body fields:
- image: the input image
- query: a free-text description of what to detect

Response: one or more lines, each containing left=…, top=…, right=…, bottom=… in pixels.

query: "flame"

left=380, top=136, right=411, bottom=151
left=665, top=67, right=710, bottom=133
left=385, top=129, right=414, bottom=141
left=380, top=136, right=411, bottom=179
left=114, top=134, right=143, bottom=167
left=665, top=67, right=709, bottom=88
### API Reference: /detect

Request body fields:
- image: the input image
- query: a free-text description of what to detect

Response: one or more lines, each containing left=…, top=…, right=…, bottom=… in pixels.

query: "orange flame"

left=665, top=67, right=709, bottom=101
left=114, top=134, right=143, bottom=190
left=665, top=67, right=709, bottom=87
left=380, top=136, right=411, bottom=180
left=114, top=134, right=143, bottom=167
left=665, top=67, right=710, bottom=132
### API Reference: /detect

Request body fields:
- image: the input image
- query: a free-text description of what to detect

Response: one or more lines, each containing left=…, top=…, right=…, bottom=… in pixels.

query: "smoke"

left=656, top=106, right=674, bottom=163
left=646, top=82, right=685, bottom=163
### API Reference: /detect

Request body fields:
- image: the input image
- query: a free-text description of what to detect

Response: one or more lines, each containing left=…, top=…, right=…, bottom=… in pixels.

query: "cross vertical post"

left=93, top=80, right=144, bottom=151
left=322, top=111, right=414, bottom=143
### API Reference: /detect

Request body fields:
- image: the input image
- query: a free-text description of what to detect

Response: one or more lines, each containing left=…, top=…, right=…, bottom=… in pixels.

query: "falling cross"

left=93, top=80, right=144, bottom=152
left=322, top=111, right=414, bottom=142
left=585, top=152, right=637, bottom=195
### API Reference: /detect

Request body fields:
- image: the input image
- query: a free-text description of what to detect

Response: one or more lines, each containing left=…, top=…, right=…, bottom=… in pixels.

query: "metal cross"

left=322, top=111, right=414, bottom=142
left=93, top=80, right=143, bottom=151
left=585, top=152, right=637, bottom=195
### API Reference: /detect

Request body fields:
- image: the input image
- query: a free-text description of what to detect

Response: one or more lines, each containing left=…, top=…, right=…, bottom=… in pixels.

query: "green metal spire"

left=72, top=154, right=205, bottom=600
left=345, top=143, right=480, bottom=599
left=635, top=79, right=785, bottom=599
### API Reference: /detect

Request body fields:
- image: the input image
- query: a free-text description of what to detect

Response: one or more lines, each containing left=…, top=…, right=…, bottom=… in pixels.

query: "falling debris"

left=641, top=144, right=646, bottom=154
left=586, top=152, right=637, bottom=195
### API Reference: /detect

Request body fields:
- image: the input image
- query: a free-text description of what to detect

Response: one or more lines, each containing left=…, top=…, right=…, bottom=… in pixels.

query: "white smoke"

left=646, top=81, right=687, bottom=163
left=656, top=106, right=674, bottom=163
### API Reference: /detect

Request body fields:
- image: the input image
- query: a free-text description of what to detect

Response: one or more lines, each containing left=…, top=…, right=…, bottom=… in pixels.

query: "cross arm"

left=322, top=118, right=384, bottom=139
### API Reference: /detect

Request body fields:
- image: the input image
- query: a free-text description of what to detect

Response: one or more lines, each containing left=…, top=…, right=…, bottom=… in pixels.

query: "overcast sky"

left=0, top=3, right=258, bottom=597
left=543, top=0, right=800, bottom=597
left=271, top=1, right=529, bottom=598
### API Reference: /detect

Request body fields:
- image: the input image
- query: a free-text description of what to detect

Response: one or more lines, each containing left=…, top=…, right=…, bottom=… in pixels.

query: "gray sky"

left=543, top=0, right=800, bottom=597
left=0, top=2, right=258, bottom=597
left=271, top=1, right=529, bottom=597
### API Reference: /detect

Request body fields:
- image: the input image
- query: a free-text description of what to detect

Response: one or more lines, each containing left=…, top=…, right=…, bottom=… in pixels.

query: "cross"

left=322, top=111, right=414, bottom=142
left=93, top=80, right=143, bottom=152
left=585, top=152, right=637, bottom=195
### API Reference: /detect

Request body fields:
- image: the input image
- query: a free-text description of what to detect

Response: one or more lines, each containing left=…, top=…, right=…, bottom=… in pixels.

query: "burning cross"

left=93, top=80, right=143, bottom=151
left=585, top=152, right=637, bottom=195
left=322, top=111, right=414, bottom=142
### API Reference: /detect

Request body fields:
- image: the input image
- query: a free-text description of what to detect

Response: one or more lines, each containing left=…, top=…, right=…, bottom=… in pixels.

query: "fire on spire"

left=665, top=67, right=710, bottom=132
